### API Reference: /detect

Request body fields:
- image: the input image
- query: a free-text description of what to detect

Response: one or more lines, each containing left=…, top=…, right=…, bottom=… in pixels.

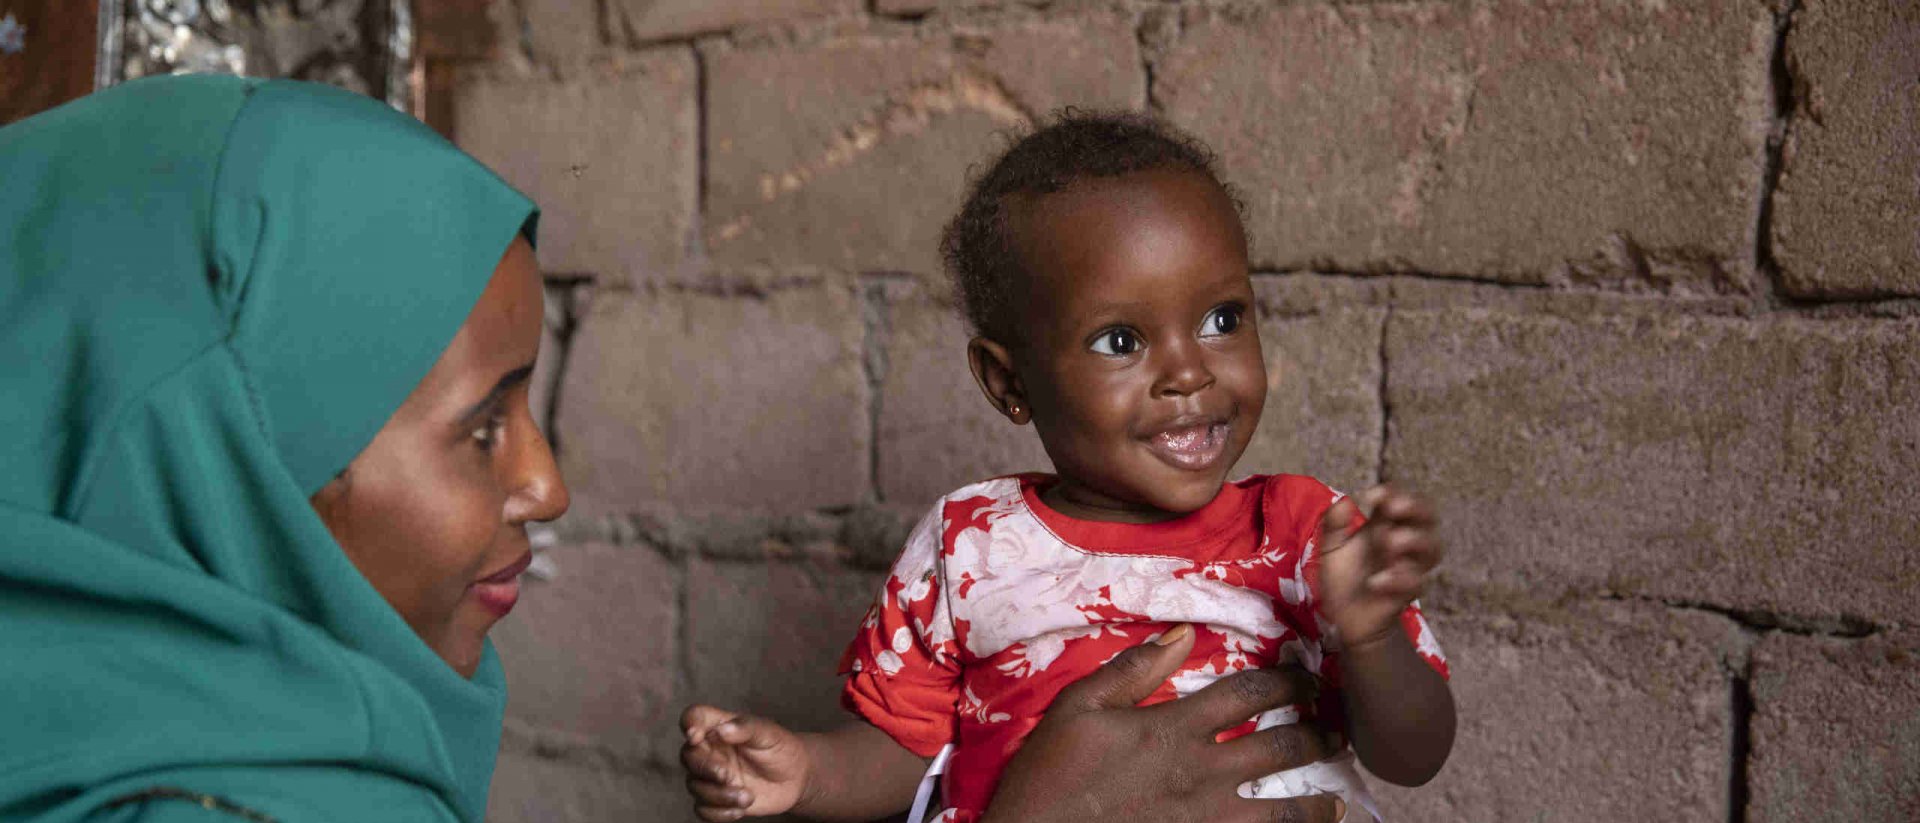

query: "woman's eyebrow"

left=458, top=364, right=535, bottom=424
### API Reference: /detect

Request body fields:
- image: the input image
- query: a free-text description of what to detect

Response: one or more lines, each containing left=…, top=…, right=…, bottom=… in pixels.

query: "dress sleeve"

left=1270, top=478, right=1450, bottom=683
left=838, top=500, right=963, bottom=758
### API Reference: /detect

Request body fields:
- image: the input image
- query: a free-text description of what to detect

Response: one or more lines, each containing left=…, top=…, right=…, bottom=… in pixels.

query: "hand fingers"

left=681, top=704, right=741, bottom=744
left=687, top=777, right=750, bottom=810
left=1318, top=498, right=1361, bottom=551
left=693, top=801, right=747, bottom=823
left=1215, top=722, right=1341, bottom=782
left=680, top=740, right=733, bottom=784
left=1227, top=793, right=1346, bottom=823
left=1366, top=526, right=1440, bottom=596
left=1165, top=664, right=1319, bottom=735
left=1054, top=623, right=1195, bottom=713
left=1365, top=563, right=1428, bottom=599
left=708, top=713, right=786, bottom=752
left=1372, top=486, right=1436, bottom=528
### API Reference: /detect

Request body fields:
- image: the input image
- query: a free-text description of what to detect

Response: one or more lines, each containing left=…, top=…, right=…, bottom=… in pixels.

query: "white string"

left=905, top=743, right=954, bottom=823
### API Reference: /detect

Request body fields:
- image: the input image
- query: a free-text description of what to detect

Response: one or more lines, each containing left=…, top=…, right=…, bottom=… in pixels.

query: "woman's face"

left=311, top=237, right=569, bottom=677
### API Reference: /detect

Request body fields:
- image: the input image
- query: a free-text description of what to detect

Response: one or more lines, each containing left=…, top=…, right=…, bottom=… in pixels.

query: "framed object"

left=96, top=0, right=416, bottom=112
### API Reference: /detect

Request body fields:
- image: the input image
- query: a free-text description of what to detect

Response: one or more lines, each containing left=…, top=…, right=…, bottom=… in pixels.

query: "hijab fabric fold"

left=0, top=74, right=537, bottom=822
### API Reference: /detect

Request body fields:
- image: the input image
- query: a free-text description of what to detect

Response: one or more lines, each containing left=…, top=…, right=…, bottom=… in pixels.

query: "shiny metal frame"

left=94, top=0, right=414, bottom=112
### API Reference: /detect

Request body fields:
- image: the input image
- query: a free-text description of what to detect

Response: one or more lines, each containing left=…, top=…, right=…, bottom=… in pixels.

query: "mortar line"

left=1752, top=0, right=1801, bottom=309
left=1137, top=10, right=1160, bottom=113
left=1597, top=591, right=1883, bottom=638
left=1729, top=657, right=1754, bottom=823
left=1375, top=304, right=1392, bottom=486
left=860, top=276, right=890, bottom=505
left=537, top=277, right=589, bottom=456
left=694, top=45, right=710, bottom=258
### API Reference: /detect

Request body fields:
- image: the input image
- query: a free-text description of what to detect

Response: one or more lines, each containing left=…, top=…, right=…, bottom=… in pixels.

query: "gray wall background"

left=433, top=1, right=1920, bottom=820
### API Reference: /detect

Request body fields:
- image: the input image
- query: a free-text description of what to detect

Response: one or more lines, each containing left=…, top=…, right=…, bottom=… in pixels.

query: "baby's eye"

left=1200, top=305, right=1244, bottom=338
left=1089, top=328, right=1141, bottom=356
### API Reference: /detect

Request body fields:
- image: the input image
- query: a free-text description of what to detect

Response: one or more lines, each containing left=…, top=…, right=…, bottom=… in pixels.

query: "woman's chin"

left=432, top=612, right=499, bottom=678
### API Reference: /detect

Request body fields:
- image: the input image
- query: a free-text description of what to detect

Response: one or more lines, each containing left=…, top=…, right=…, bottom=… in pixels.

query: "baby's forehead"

left=1007, top=171, right=1247, bottom=268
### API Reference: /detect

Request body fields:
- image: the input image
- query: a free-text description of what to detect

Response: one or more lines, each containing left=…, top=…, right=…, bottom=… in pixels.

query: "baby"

left=680, top=113, right=1455, bottom=823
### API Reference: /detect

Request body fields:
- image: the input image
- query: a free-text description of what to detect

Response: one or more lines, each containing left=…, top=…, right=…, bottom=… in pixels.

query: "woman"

left=0, top=76, right=1342, bottom=823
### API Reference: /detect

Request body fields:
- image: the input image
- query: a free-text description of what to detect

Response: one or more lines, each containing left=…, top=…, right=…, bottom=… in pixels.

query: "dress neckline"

left=1016, top=473, right=1261, bottom=555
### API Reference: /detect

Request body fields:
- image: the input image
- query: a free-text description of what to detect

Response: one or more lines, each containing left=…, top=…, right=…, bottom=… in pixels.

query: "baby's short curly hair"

left=939, top=110, right=1242, bottom=343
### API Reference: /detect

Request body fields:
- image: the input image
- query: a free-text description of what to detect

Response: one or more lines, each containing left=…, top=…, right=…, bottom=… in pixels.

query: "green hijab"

left=0, top=75, right=536, bottom=822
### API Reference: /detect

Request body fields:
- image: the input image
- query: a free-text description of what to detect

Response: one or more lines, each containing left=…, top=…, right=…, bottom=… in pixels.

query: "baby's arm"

left=680, top=705, right=931, bottom=822
left=1314, top=487, right=1457, bottom=786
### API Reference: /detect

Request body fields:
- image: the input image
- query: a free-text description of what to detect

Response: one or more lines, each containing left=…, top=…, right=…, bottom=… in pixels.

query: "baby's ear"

left=967, top=336, right=1029, bottom=425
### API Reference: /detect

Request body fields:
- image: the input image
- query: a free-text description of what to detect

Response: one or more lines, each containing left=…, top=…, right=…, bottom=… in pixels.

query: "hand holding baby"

left=1315, top=485, right=1444, bottom=651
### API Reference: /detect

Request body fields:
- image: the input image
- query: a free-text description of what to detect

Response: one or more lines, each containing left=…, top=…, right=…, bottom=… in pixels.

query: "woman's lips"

left=470, top=552, right=532, bottom=617
left=1144, top=421, right=1230, bottom=471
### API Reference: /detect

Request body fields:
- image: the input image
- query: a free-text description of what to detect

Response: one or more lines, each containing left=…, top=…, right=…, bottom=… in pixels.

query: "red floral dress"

left=840, top=474, right=1448, bottom=822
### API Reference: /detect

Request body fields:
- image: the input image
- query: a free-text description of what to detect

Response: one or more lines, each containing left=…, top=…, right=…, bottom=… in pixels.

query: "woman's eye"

left=1089, top=328, right=1141, bottom=356
left=470, top=413, right=508, bottom=451
left=1201, top=305, right=1243, bottom=338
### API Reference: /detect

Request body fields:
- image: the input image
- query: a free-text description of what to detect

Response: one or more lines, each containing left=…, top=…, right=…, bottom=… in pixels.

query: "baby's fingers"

left=1365, top=561, right=1429, bottom=599
left=707, top=713, right=792, bottom=755
left=1373, top=487, right=1437, bottom=528
left=1377, top=525, right=1442, bottom=571
left=1318, top=496, right=1362, bottom=551
left=681, top=740, right=734, bottom=784
left=682, top=704, right=742, bottom=745
left=688, top=777, right=753, bottom=814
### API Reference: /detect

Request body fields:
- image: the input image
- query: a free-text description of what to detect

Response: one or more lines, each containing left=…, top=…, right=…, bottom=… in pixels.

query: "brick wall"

left=442, top=2, right=1920, bottom=821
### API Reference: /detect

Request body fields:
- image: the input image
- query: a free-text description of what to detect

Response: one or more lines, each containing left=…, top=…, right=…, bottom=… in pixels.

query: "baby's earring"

left=1006, top=401, right=1023, bottom=421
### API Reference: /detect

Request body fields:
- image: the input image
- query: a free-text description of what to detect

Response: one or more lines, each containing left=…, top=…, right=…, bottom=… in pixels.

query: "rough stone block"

left=873, top=278, right=1051, bottom=507
left=555, top=280, right=870, bottom=513
left=1385, top=304, right=1920, bottom=626
left=687, top=558, right=886, bottom=733
left=703, top=11, right=1145, bottom=273
left=518, top=0, right=602, bottom=63
left=1772, top=0, right=1920, bottom=297
left=1749, top=630, right=1920, bottom=821
left=1242, top=276, right=1385, bottom=493
left=454, top=50, right=697, bottom=280
left=1159, top=1, right=1772, bottom=286
left=610, top=0, right=858, bottom=42
left=1368, top=601, right=1743, bottom=823
left=491, top=543, right=679, bottom=760
left=488, top=752, right=689, bottom=823
left=875, top=0, right=1006, bottom=13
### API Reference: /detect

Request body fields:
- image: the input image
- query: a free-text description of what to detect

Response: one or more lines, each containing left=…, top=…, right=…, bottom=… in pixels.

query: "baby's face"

left=1006, top=168, right=1266, bottom=520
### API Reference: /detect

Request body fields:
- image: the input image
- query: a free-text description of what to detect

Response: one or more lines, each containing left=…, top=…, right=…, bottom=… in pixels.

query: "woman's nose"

left=505, top=415, right=570, bottom=524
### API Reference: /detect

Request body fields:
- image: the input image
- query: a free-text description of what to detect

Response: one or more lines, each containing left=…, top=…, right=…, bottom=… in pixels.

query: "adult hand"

left=979, top=625, right=1347, bottom=823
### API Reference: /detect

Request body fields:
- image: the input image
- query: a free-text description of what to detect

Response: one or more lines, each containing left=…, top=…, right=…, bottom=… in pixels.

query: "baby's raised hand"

left=1315, top=485, right=1442, bottom=650
left=680, top=705, right=811, bottom=822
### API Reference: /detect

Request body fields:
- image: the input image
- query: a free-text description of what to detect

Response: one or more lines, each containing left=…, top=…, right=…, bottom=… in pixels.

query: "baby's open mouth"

left=1146, top=421, right=1230, bottom=471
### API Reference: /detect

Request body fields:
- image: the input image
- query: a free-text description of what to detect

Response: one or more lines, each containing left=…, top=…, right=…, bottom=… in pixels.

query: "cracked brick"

left=1386, top=302, right=1920, bottom=625
left=1771, top=0, right=1920, bottom=298
left=1370, top=600, right=1744, bottom=822
left=702, top=11, right=1144, bottom=273
left=555, top=280, right=870, bottom=513
left=1748, top=630, right=1920, bottom=821
left=492, top=543, right=680, bottom=762
left=1158, top=0, right=1773, bottom=286
left=454, top=49, right=698, bottom=281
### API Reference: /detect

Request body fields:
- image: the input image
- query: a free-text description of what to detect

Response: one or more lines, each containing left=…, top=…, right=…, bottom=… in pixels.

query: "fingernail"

left=1334, top=797, right=1347, bottom=821
left=1154, top=623, right=1193, bottom=646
